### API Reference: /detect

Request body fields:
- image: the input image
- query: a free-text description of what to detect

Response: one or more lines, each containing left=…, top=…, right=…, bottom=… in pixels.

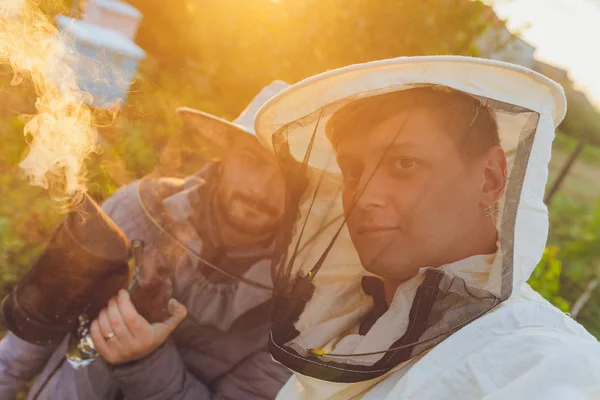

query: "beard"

left=216, top=190, right=281, bottom=236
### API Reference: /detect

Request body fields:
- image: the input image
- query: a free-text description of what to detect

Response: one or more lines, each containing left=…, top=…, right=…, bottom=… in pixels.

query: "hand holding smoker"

left=1, top=192, right=172, bottom=368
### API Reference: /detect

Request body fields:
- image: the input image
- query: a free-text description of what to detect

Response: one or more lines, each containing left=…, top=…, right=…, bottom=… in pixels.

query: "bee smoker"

left=1, top=192, right=172, bottom=368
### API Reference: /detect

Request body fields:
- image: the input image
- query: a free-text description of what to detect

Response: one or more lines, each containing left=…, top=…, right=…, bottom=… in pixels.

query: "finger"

left=97, top=308, right=123, bottom=353
left=153, top=299, right=187, bottom=339
left=97, top=309, right=116, bottom=341
left=91, top=319, right=114, bottom=361
left=107, top=296, right=134, bottom=341
left=117, top=289, right=148, bottom=336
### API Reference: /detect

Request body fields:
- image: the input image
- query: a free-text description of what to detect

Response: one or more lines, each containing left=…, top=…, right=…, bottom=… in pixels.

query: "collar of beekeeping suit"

left=253, top=56, right=566, bottom=383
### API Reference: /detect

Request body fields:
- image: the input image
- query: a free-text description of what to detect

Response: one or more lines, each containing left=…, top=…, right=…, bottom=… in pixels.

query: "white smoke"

left=0, top=0, right=99, bottom=203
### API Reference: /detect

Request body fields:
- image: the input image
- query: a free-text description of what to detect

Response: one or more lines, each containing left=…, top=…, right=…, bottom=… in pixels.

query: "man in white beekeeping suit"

left=253, top=56, right=600, bottom=399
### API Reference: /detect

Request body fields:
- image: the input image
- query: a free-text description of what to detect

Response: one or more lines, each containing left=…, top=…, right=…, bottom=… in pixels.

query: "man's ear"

left=481, top=145, right=507, bottom=207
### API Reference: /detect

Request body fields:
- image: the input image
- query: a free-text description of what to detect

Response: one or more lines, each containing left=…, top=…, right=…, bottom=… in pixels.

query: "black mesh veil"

left=268, top=84, right=540, bottom=382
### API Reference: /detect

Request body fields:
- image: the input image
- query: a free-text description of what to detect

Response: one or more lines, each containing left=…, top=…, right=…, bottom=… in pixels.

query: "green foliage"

left=0, top=113, right=62, bottom=298
left=553, top=198, right=600, bottom=338
left=528, top=247, right=571, bottom=312
left=531, top=193, right=600, bottom=338
left=548, top=196, right=600, bottom=281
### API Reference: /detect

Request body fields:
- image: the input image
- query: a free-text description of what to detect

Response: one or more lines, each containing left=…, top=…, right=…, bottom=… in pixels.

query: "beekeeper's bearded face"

left=216, top=133, right=285, bottom=236
left=330, top=88, right=507, bottom=281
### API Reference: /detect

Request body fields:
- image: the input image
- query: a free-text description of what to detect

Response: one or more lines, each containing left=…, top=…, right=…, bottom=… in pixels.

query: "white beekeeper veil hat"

left=254, top=56, right=566, bottom=382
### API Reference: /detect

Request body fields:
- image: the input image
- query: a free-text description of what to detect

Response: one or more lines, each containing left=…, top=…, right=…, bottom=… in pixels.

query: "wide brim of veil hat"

left=254, top=56, right=567, bottom=157
left=176, top=80, right=290, bottom=149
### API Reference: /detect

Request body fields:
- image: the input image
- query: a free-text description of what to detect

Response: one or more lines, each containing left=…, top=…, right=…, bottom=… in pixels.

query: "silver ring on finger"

left=104, top=332, right=116, bottom=341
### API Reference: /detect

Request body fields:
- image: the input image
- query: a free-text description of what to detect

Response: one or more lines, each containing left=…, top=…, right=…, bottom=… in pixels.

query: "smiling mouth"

left=240, top=201, right=267, bottom=215
left=235, top=196, right=276, bottom=217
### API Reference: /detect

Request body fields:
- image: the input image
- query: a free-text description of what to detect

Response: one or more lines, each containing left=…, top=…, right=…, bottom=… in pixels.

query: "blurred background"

left=1, top=0, right=599, bottom=343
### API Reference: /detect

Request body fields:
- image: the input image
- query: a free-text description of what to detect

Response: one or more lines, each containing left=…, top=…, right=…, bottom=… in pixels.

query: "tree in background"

left=126, top=0, right=497, bottom=111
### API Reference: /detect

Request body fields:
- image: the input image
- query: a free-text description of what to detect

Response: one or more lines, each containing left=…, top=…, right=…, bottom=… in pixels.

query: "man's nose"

left=354, top=170, right=388, bottom=210
left=250, top=167, right=281, bottom=196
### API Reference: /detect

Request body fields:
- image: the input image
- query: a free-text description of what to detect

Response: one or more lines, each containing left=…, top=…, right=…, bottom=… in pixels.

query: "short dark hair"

left=326, top=86, right=500, bottom=161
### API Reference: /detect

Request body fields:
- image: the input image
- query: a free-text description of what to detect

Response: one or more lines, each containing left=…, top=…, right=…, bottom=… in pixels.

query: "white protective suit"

left=254, top=56, right=600, bottom=400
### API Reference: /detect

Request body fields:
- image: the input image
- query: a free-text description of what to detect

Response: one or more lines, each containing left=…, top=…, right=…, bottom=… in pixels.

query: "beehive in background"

left=54, top=0, right=145, bottom=108
left=82, top=0, right=142, bottom=41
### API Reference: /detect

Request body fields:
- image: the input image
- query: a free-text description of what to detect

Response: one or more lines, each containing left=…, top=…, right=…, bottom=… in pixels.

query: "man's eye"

left=393, top=158, right=418, bottom=171
left=387, top=157, right=420, bottom=180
